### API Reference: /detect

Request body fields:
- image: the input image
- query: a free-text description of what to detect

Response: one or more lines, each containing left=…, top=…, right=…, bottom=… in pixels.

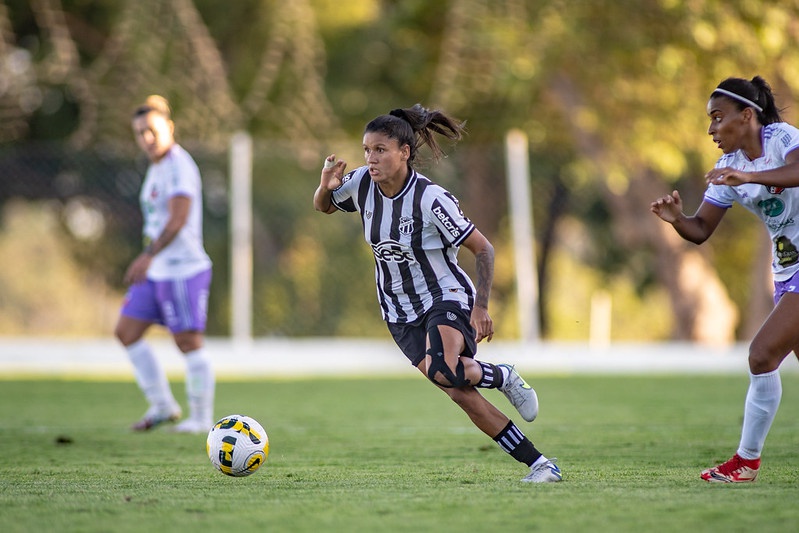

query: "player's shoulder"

left=764, top=122, right=799, bottom=145
left=337, top=165, right=369, bottom=189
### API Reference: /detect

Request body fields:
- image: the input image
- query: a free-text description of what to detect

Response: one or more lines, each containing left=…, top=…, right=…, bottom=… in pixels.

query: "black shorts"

left=386, top=301, right=478, bottom=367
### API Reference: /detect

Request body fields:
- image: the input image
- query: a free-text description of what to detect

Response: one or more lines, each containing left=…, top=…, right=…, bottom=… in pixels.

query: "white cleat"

left=522, top=457, right=562, bottom=483
left=131, top=405, right=181, bottom=431
left=498, top=364, right=539, bottom=422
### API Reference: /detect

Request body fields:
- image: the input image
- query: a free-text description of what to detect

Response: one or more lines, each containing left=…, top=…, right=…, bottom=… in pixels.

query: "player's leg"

left=419, top=323, right=560, bottom=482
left=116, top=282, right=181, bottom=430
left=702, top=292, right=799, bottom=482
left=481, top=363, right=539, bottom=422
left=423, top=304, right=539, bottom=421
left=157, top=269, right=215, bottom=434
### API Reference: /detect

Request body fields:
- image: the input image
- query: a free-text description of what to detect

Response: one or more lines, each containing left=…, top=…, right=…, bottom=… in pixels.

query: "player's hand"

left=705, top=167, right=750, bottom=186
left=471, top=306, right=494, bottom=343
left=123, top=253, right=152, bottom=285
left=320, top=154, right=347, bottom=190
left=650, top=190, right=684, bottom=223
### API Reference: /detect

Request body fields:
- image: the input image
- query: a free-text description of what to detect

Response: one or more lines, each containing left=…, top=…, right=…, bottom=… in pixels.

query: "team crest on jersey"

left=398, top=216, right=414, bottom=235
left=365, top=210, right=372, bottom=219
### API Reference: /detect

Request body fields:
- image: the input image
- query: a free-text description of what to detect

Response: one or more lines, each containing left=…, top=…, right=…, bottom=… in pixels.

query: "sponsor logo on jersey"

left=775, top=236, right=799, bottom=266
left=758, top=197, right=785, bottom=217
left=767, top=218, right=795, bottom=231
left=767, top=185, right=785, bottom=195
left=372, top=240, right=416, bottom=264
left=432, top=201, right=461, bottom=238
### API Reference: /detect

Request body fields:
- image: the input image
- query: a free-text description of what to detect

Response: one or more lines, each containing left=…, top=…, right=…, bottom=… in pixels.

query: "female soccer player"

left=115, top=95, right=215, bottom=434
left=651, top=76, right=799, bottom=482
left=313, top=104, right=561, bottom=482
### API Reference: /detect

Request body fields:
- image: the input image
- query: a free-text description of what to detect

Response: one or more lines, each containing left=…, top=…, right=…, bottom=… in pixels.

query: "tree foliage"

left=2, top=0, right=798, bottom=340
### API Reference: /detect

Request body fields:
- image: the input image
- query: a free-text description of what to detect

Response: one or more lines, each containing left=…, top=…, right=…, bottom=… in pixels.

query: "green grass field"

left=2, top=373, right=799, bottom=532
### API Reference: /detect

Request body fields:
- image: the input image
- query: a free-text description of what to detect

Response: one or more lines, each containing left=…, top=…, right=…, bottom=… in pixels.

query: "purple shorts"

left=773, top=270, right=799, bottom=305
left=121, top=268, right=211, bottom=333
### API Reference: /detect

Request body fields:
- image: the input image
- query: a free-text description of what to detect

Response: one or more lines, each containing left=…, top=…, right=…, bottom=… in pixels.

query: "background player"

left=115, top=95, right=215, bottom=434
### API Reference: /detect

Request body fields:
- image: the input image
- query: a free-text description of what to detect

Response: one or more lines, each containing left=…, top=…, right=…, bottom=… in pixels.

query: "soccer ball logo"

left=206, top=415, right=269, bottom=477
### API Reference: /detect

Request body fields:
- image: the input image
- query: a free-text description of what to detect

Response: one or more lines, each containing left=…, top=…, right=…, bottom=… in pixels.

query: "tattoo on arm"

left=474, top=246, right=494, bottom=309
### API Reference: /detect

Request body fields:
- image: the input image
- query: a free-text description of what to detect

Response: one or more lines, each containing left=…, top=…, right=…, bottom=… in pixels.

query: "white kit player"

left=314, top=104, right=562, bottom=482
left=115, top=95, right=215, bottom=434
left=652, top=76, right=799, bottom=482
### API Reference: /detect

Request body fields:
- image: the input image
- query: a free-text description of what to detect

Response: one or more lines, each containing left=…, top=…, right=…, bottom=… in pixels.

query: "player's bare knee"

left=748, top=344, right=783, bottom=374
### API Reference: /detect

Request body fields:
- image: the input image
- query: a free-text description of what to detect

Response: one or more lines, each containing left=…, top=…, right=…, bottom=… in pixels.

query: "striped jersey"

left=140, top=144, right=212, bottom=281
left=704, top=122, right=799, bottom=281
left=331, top=166, right=476, bottom=323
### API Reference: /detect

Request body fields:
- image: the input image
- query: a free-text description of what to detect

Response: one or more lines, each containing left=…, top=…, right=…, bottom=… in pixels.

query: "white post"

left=589, top=290, right=612, bottom=348
left=505, top=129, right=540, bottom=342
left=229, top=131, right=253, bottom=343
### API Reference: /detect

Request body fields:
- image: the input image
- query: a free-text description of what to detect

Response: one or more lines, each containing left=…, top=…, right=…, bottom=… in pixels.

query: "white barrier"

left=2, top=337, right=797, bottom=379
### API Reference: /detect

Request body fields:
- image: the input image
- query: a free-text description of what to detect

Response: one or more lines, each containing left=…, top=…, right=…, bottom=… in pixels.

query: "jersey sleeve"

left=330, top=167, right=365, bottom=213
left=703, top=184, right=735, bottom=209
left=775, top=123, right=799, bottom=157
left=702, top=154, right=736, bottom=208
left=428, top=189, right=475, bottom=247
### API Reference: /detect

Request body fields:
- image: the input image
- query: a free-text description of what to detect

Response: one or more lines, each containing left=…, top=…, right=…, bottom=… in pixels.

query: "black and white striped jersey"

left=331, top=166, right=477, bottom=324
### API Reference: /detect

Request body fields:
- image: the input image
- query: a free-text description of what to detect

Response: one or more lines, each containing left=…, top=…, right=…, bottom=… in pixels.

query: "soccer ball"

left=206, top=414, right=269, bottom=477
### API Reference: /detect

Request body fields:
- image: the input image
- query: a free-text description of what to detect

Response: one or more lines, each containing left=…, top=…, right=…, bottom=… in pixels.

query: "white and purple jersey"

left=139, top=144, right=212, bottom=280
left=331, top=166, right=476, bottom=323
left=704, top=122, right=799, bottom=281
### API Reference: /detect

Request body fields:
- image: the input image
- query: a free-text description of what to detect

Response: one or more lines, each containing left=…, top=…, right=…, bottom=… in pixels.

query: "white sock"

left=126, top=339, right=177, bottom=412
left=532, top=455, right=549, bottom=467
left=737, top=369, right=782, bottom=460
left=184, top=348, right=215, bottom=424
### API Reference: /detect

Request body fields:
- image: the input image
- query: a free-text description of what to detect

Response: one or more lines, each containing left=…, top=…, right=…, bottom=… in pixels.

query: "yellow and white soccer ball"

left=206, top=414, right=269, bottom=477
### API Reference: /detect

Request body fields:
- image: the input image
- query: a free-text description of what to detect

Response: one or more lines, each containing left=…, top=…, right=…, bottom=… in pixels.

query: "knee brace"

left=425, top=327, right=470, bottom=388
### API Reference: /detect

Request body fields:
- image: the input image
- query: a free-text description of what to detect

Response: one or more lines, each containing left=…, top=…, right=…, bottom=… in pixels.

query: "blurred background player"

left=651, top=76, right=799, bottom=482
left=314, top=104, right=561, bottom=482
left=115, top=95, right=215, bottom=434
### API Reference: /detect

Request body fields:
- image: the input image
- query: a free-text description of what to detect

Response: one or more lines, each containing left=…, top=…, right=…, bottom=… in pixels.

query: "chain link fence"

left=0, top=134, right=648, bottom=339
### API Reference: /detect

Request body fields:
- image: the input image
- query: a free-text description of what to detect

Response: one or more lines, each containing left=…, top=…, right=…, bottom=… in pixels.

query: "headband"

left=712, top=87, right=763, bottom=113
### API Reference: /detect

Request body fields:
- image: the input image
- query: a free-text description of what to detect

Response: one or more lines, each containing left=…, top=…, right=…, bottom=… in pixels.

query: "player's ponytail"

left=749, top=76, right=782, bottom=125
left=367, top=104, right=466, bottom=166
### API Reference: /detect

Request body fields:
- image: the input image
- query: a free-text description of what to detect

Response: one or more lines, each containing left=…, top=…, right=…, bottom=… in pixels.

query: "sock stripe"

left=494, top=421, right=524, bottom=453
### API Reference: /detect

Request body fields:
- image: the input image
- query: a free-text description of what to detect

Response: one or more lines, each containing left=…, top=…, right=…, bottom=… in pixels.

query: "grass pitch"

left=2, top=374, right=799, bottom=532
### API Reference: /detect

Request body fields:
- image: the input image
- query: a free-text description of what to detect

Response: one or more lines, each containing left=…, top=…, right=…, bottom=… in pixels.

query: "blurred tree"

left=2, top=0, right=798, bottom=341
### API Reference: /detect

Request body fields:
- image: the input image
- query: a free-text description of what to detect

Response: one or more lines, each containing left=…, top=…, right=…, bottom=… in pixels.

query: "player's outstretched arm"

left=650, top=190, right=726, bottom=244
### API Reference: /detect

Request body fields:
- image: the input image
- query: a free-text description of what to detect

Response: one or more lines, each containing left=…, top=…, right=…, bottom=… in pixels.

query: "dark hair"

left=711, top=76, right=783, bottom=124
left=132, top=94, right=172, bottom=120
left=364, top=104, right=465, bottom=166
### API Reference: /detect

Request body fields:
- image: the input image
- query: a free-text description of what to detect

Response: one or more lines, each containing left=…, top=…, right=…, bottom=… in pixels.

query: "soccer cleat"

left=172, top=418, right=213, bottom=434
left=522, top=457, right=562, bottom=483
left=131, top=406, right=181, bottom=431
left=497, top=364, right=539, bottom=422
left=701, top=454, right=760, bottom=483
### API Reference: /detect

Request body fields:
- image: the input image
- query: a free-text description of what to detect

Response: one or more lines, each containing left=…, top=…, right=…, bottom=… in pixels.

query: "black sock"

left=477, top=361, right=504, bottom=389
left=493, top=420, right=541, bottom=466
